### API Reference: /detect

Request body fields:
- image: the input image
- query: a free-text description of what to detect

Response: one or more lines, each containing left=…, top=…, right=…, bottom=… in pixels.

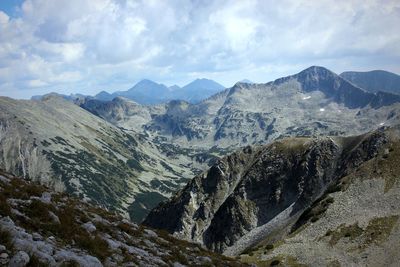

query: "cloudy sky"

left=0, top=0, right=399, bottom=99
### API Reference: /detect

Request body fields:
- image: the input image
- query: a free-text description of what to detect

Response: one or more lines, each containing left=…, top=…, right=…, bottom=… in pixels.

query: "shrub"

left=270, top=259, right=280, bottom=266
left=265, top=244, right=274, bottom=250
left=0, top=228, right=13, bottom=250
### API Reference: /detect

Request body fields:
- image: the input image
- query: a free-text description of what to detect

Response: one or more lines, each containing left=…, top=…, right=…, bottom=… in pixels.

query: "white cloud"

left=0, top=0, right=399, bottom=98
left=0, top=11, right=9, bottom=25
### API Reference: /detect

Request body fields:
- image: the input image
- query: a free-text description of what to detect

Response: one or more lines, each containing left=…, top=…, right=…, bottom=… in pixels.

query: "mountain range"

left=3, top=66, right=400, bottom=224
left=1, top=65, right=400, bottom=266
left=94, top=78, right=225, bottom=105
left=81, top=66, right=400, bottom=150
left=32, top=78, right=225, bottom=105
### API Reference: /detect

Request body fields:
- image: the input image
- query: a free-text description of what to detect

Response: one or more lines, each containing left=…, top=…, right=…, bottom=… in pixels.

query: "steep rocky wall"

left=144, top=128, right=389, bottom=253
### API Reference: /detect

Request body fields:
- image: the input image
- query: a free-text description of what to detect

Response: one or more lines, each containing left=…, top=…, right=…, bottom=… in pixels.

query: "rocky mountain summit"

left=144, top=126, right=400, bottom=266
left=0, top=170, right=246, bottom=266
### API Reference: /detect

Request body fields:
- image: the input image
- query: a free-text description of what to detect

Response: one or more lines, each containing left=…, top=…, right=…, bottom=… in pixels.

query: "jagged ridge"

left=144, top=126, right=397, bottom=257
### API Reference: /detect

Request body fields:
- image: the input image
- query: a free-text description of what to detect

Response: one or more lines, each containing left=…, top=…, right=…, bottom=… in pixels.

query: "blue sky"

left=0, top=0, right=24, bottom=17
left=0, top=0, right=399, bottom=99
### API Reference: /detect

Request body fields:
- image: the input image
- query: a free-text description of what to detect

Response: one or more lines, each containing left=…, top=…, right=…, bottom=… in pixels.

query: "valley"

left=0, top=65, right=400, bottom=266
left=2, top=66, right=400, bottom=224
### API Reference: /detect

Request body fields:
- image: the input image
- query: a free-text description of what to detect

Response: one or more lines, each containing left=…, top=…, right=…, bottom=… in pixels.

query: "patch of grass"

left=1, top=178, right=45, bottom=201
left=361, top=215, right=399, bottom=248
left=27, top=254, right=49, bottom=267
left=286, top=256, right=308, bottom=267
left=377, top=142, right=400, bottom=192
left=0, top=194, right=12, bottom=217
left=328, top=215, right=398, bottom=249
left=24, top=199, right=55, bottom=222
left=291, top=195, right=335, bottom=234
left=327, top=260, right=341, bottom=267
left=117, top=222, right=142, bottom=238
left=75, top=234, right=111, bottom=261
left=0, top=228, right=13, bottom=250
left=329, top=223, right=363, bottom=246
left=163, top=248, right=189, bottom=266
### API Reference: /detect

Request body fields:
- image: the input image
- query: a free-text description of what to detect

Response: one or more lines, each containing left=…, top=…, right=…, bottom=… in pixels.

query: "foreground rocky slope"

left=0, top=170, right=246, bottom=266
left=144, top=126, right=400, bottom=266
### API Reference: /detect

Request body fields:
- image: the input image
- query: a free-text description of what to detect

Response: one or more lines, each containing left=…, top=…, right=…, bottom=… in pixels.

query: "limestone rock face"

left=144, top=127, right=391, bottom=254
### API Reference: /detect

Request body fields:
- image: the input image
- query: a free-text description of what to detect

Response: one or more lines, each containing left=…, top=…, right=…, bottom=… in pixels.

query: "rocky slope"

left=0, top=95, right=212, bottom=222
left=340, top=70, right=400, bottom=95
left=0, top=170, right=246, bottom=266
left=144, top=126, right=400, bottom=265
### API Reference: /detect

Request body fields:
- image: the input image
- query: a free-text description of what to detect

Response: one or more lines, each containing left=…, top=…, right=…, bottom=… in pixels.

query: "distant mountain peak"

left=299, top=65, right=335, bottom=76
left=169, top=85, right=181, bottom=91
left=340, top=70, right=400, bottom=95
left=239, top=79, right=253, bottom=84
left=133, top=79, right=165, bottom=88
left=182, top=78, right=224, bottom=90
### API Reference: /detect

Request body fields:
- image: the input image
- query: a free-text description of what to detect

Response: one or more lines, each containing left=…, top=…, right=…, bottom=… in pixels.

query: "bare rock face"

left=144, top=128, right=390, bottom=254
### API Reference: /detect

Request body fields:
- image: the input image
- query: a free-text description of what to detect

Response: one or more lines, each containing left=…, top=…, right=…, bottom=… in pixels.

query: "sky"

left=0, top=0, right=399, bottom=99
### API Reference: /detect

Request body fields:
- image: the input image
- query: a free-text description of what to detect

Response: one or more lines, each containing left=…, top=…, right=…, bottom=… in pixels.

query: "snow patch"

left=302, top=96, right=311, bottom=100
left=319, top=108, right=325, bottom=112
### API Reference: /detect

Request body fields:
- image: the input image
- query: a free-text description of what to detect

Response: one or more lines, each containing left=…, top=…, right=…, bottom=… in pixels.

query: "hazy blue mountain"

left=117, top=79, right=171, bottom=105
left=169, top=85, right=181, bottom=90
left=31, top=92, right=88, bottom=102
left=340, top=70, right=400, bottom=95
left=93, top=78, right=225, bottom=105
left=239, top=79, right=253, bottom=84
left=94, top=90, right=113, bottom=101
left=175, top=78, right=225, bottom=103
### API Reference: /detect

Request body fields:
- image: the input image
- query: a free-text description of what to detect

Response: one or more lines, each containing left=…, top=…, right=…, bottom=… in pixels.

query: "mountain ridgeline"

left=94, top=78, right=225, bottom=104
left=1, top=65, right=400, bottom=266
left=2, top=66, right=400, bottom=225
left=144, top=126, right=400, bottom=266
left=82, top=66, right=400, bottom=150
left=340, top=70, right=400, bottom=95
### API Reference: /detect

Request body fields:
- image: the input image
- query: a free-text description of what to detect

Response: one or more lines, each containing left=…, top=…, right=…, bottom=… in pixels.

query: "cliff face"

left=144, top=127, right=392, bottom=255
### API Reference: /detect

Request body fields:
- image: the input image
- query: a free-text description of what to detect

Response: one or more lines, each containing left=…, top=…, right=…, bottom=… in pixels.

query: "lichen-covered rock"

left=82, top=221, right=97, bottom=233
left=9, top=251, right=30, bottom=267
